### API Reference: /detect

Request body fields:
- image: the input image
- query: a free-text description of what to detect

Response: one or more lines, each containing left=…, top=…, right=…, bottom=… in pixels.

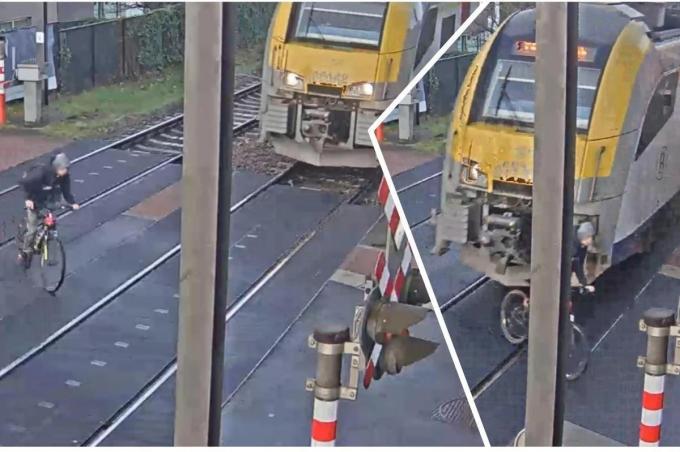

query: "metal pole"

left=32, top=3, right=45, bottom=122
left=524, top=3, right=578, bottom=446
left=42, top=2, right=48, bottom=106
left=638, top=308, right=674, bottom=446
left=309, top=325, right=348, bottom=446
left=174, top=3, right=234, bottom=446
left=0, top=38, right=6, bottom=125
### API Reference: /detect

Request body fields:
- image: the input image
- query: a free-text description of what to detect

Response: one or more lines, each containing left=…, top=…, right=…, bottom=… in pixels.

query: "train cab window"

left=480, top=58, right=601, bottom=130
left=289, top=2, right=388, bottom=48
left=636, top=72, right=678, bottom=160
left=414, top=7, right=438, bottom=67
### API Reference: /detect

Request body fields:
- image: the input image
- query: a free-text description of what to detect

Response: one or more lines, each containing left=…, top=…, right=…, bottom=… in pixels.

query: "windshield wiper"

left=495, top=65, right=521, bottom=122
left=305, top=4, right=329, bottom=43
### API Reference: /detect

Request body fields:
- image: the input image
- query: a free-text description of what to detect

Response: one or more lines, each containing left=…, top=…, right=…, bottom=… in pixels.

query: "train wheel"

left=500, top=289, right=529, bottom=344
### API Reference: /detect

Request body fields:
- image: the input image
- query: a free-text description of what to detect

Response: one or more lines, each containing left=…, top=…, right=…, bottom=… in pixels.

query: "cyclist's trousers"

left=22, top=209, right=39, bottom=254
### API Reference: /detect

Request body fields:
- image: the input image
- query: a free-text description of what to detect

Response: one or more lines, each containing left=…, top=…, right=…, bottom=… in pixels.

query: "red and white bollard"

left=311, top=398, right=338, bottom=446
left=308, top=325, right=349, bottom=447
left=638, top=308, right=675, bottom=446
left=640, top=373, right=664, bottom=446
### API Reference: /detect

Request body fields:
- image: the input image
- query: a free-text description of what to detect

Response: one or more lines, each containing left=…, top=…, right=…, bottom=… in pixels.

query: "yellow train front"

left=259, top=2, right=427, bottom=168
left=433, top=3, right=680, bottom=288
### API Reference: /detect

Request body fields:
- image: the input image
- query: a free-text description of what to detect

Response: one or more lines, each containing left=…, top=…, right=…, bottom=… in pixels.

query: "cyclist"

left=572, top=221, right=596, bottom=294
left=18, top=153, right=79, bottom=268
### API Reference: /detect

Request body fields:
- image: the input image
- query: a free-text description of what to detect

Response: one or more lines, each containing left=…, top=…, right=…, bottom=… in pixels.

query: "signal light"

left=356, top=286, right=438, bottom=385
left=514, top=40, right=595, bottom=62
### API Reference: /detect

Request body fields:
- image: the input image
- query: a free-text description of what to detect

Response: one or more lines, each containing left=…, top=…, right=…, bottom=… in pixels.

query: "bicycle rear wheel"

left=40, top=237, right=66, bottom=294
left=564, top=323, right=589, bottom=381
left=500, top=289, right=529, bottom=344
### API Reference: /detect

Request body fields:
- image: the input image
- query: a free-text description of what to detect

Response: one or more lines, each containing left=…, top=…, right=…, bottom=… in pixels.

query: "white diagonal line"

left=368, top=2, right=492, bottom=447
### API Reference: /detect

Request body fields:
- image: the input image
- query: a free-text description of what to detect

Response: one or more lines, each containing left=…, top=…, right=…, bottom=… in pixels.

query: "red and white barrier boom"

left=363, top=178, right=414, bottom=385
left=637, top=307, right=678, bottom=446
left=306, top=177, right=435, bottom=446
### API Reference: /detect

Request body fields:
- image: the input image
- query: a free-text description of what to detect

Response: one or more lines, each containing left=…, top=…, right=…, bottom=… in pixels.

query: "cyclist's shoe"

left=17, top=251, right=32, bottom=270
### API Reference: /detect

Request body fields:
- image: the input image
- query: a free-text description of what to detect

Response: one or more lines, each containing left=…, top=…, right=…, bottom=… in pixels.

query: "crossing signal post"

left=305, top=176, right=437, bottom=445
left=358, top=284, right=438, bottom=385
left=305, top=279, right=437, bottom=446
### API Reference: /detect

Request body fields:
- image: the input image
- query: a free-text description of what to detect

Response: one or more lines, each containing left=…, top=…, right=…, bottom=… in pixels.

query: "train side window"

left=414, top=7, right=438, bottom=68
left=636, top=72, right=678, bottom=160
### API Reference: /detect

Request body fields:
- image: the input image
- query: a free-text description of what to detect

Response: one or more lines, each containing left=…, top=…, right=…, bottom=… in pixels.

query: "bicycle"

left=499, top=287, right=590, bottom=381
left=16, top=207, right=66, bottom=294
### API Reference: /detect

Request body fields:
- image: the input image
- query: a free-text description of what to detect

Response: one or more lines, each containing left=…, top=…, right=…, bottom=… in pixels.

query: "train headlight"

left=283, top=71, right=304, bottom=89
left=462, top=161, right=487, bottom=188
left=469, top=164, right=481, bottom=181
left=347, top=82, right=374, bottom=98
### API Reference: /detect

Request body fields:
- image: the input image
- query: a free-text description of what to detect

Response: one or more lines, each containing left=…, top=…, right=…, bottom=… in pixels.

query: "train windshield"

left=482, top=59, right=600, bottom=130
left=290, top=2, right=388, bottom=48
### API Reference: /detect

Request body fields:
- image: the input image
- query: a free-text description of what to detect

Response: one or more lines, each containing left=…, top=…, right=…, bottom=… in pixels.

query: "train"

left=259, top=2, right=472, bottom=168
left=432, top=3, right=680, bottom=288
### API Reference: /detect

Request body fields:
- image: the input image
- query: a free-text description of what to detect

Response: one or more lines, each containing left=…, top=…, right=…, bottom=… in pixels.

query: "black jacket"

left=19, top=158, right=75, bottom=207
left=571, top=237, right=588, bottom=286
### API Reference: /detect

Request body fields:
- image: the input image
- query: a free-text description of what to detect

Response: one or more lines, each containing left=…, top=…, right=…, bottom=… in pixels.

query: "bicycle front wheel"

left=564, top=323, right=590, bottom=381
left=500, top=290, right=529, bottom=344
left=40, top=237, right=66, bottom=294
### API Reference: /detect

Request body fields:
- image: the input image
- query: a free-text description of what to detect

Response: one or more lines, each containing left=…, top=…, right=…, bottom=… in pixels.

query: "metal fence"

left=58, top=19, right=125, bottom=93
left=425, top=52, right=477, bottom=117
left=57, top=8, right=185, bottom=94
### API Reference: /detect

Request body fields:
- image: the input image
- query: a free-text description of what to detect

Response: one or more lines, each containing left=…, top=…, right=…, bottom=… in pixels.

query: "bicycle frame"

left=31, top=210, right=58, bottom=254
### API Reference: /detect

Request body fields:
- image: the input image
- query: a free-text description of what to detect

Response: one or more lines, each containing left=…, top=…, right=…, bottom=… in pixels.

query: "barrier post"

left=306, top=325, right=360, bottom=446
left=0, top=37, right=6, bottom=126
left=308, top=325, right=347, bottom=446
left=637, top=308, right=675, bottom=446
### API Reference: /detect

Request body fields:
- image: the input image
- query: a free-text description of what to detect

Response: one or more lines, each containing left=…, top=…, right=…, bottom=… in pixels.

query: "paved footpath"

left=0, top=131, right=69, bottom=172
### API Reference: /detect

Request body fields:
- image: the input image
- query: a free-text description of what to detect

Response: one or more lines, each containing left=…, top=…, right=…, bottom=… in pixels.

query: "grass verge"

left=384, top=113, right=450, bottom=155
left=3, top=43, right=264, bottom=140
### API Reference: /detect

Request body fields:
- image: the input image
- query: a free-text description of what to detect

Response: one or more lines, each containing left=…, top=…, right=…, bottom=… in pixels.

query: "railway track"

left=0, top=79, right=262, bottom=379
left=0, top=77, right=261, bottom=247
left=79, top=166, right=378, bottom=446
left=0, top=79, right=383, bottom=445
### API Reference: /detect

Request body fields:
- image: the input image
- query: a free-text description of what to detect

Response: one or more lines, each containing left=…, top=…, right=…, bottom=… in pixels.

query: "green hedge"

left=131, top=3, right=275, bottom=72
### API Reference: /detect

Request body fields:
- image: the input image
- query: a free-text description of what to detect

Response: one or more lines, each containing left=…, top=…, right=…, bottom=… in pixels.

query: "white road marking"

left=90, top=360, right=107, bottom=367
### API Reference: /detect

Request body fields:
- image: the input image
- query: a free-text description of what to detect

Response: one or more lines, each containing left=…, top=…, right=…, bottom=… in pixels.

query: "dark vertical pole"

left=43, top=2, right=48, bottom=106
left=208, top=3, right=234, bottom=446
left=91, top=25, right=96, bottom=88
left=524, top=2, right=578, bottom=446
left=555, top=3, right=579, bottom=445
left=33, top=2, right=45, bottom=121
left=174, top=3, right=233, bottom=446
